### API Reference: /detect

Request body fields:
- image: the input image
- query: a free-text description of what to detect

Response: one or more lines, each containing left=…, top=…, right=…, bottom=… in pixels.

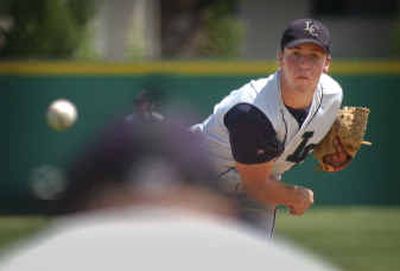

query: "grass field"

left=0, top=207, right=399, bottom=271
left=0, top=216, right=48, bottom=250
left=275, top=207, right=400, bottom=271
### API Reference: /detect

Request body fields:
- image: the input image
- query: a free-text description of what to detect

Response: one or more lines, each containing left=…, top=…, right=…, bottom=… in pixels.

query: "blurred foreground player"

left=0, top=116, right=339, bottom=271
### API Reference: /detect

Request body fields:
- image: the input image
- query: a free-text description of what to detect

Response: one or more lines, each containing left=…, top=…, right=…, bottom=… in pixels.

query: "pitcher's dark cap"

left=280, top=18, right=331, bottom=53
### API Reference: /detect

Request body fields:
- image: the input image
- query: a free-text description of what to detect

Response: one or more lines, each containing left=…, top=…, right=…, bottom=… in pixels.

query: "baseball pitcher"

left=192, top=18, right=369, bottom=237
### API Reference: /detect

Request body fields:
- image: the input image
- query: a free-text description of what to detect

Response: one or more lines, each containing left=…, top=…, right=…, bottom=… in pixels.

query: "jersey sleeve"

left=223, top=103, right=284, bottom=164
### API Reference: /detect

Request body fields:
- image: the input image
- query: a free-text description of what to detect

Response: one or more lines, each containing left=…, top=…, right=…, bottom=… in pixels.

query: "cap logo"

left=304, top=20, right=318, bottom=37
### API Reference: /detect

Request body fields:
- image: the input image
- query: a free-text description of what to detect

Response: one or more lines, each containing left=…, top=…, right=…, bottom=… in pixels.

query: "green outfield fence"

left=2, top=60, right=400, bottom=213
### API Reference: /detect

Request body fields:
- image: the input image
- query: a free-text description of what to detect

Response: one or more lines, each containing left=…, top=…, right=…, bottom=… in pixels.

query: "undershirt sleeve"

left=223, top=103, right=284, bottom=164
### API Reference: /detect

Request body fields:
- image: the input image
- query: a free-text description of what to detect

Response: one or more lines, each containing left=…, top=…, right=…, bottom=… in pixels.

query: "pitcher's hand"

left=287, top=186, right=314, bottom=216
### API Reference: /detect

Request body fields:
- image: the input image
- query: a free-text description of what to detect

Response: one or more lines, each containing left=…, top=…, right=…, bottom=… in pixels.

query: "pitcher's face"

left=279, top=43, right=330, bottom=94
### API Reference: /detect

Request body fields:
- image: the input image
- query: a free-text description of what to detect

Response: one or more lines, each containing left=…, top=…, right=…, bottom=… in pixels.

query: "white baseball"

left=47, top=99, right=78, bottom=131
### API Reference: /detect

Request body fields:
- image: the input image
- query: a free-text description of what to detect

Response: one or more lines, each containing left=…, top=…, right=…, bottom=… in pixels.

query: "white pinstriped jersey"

left=193, top=71, right=343, bottom=178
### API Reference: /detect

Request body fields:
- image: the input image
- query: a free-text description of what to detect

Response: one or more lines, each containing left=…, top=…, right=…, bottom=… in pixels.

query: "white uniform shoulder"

left=235, top=74, right=275, bottom=99
left=212, top=74, right=276, bottom=113
left=319, top=73, right=343, bottom=96
left=248, top=75, right=273, bottom=93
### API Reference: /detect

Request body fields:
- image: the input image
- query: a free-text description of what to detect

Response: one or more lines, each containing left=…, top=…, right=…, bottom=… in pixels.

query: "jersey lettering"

left=286, top=131, right=316, bottom=163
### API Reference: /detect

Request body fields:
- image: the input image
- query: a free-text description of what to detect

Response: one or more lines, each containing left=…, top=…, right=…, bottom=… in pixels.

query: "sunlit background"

left=1, top=0, right=400, bottom=60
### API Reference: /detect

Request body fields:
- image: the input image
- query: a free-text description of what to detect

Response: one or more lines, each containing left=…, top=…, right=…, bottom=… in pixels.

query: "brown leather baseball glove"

left=313, top=106, right=371, bottom=172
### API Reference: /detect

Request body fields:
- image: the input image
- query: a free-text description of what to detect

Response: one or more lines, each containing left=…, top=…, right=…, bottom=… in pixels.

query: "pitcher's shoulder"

left=320, top=73, right=343, bottom=95
left=249, top=73, right=277, bottom=91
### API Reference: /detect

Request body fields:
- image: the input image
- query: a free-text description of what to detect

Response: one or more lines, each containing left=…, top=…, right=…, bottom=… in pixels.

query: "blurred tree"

left=198, top=0, right=243, bottom=57
left=0, top=0, right=96, bottom=59
left=161, top=0, right=243, bottom=58
left=392, top=20, right=400, bottom=57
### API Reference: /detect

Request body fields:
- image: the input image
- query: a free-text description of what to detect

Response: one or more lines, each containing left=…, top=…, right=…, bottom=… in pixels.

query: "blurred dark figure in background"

left=125, top=89, right=165, bottom=123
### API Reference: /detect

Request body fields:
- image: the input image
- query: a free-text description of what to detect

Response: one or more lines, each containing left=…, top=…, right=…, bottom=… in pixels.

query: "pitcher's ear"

left=323, top=55, right=331, bottom=73
left=277, top=50, right=283, bottom=60
left=277, top=51, right=283, bottom=64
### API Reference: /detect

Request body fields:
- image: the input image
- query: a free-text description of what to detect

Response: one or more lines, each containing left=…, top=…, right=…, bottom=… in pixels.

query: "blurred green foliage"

left=0, top=0, right=96, bottom=59
left=199, top=0, right=244, bottom=57
left=392, top=20, right=400, bottom=57
left=160, top=0, right=244, bottom=58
